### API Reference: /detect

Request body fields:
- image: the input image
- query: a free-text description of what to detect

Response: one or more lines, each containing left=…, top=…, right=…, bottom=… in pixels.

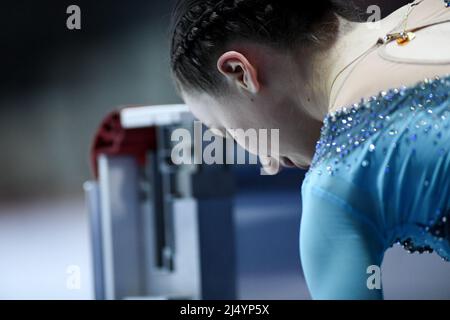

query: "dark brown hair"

left=170, top=0, right=360, bottom=95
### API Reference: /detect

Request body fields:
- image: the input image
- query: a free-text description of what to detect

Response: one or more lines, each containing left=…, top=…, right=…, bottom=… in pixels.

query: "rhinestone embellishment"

left=310, top=75, right=450, bottom=170
left=306, top=75, right=450, bottom=260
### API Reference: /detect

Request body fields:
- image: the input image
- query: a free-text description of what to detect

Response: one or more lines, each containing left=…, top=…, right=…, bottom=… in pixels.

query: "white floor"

left=0, top=196, right=449, bottom=299
left=0, top=197, right=94, bottom=299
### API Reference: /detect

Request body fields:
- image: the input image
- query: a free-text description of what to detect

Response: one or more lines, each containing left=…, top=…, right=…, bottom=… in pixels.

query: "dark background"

left=0, top=0, right=410, bottom=200
left=1, top=1, right=179, bottom=200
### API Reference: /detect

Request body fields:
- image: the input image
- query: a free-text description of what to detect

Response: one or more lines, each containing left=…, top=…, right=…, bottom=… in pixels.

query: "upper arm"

left=300, top=187, right=386, bottom=300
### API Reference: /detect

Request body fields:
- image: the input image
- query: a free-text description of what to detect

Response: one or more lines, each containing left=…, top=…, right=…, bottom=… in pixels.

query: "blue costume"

left=300, top=74, right=450, bottom=299
left=299, top=0, right=450, bottom=299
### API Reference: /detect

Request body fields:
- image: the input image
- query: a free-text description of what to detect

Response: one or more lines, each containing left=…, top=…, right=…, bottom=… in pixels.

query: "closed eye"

left=209, top=126, right=227, bottom=138
left=201, top=121, right=224, bottom=137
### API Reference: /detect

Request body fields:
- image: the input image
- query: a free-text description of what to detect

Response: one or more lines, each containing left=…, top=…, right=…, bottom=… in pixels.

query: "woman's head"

left=170, top=0, right=358, bottom=171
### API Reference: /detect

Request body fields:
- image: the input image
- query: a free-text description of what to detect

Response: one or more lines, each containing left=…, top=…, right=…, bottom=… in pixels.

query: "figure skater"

left=169, top=0, right=450, bottom=299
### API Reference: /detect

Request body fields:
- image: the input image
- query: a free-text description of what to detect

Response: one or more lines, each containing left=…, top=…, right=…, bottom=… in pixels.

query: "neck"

left=302, top=5, right=412, bottom=122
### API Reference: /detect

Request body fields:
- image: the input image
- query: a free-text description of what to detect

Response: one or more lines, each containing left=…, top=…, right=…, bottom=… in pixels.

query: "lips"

left=281, top=157, right=309, bottom=170
left=280, top=157, right=297, bottom=168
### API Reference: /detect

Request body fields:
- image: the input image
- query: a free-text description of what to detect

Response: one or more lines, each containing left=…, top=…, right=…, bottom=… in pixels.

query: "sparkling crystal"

left=389, top=129, right=398, bottom=135
left=308, top=72, right=450, bottom=201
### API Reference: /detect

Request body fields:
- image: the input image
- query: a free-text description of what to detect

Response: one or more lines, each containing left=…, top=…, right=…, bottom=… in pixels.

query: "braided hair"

left=170, top=0, right=359, bottom=95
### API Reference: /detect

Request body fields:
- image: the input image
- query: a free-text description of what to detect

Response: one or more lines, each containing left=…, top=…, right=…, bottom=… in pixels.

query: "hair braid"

left=170, top=0, right=359, bottom=95
left=171, top=0, right=264, bottom=68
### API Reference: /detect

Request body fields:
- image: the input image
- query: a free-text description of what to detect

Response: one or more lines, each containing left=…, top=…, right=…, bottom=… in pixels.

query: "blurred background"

left=1, top=0, right=449, bottom=300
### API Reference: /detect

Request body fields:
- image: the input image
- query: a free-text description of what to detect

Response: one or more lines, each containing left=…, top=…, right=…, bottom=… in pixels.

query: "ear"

left=217, top=51, right=260, bottom=94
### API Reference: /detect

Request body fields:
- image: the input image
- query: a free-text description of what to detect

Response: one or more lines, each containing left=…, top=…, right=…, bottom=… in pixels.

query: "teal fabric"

left=300, top=75, right=450, bottom=299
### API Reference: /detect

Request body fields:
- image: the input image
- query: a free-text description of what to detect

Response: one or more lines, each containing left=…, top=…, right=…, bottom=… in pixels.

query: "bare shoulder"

left=331, top=31, right=450, bottom=111
left=380, top=22, right=450, bottom=65
left=331, top=63, right=450, bottom=112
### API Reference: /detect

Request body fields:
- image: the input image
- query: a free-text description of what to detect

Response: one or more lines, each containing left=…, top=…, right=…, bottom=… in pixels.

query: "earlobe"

left=217, top=51, right=260, bottom=94
left=243, top=67, right=260, bottom=93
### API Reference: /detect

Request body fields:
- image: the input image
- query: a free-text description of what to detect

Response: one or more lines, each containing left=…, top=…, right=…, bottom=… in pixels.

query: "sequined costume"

left=301, top=75, right=450, bottom=299
left=300, top=0, right=450, bottom=300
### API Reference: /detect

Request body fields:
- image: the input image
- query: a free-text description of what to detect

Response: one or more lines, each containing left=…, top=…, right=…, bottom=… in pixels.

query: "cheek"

left=225, top=106, right=285, bottom=156
left=188, top=105, right=212, bottom=125
left=232, top=134, right=259, bottom=156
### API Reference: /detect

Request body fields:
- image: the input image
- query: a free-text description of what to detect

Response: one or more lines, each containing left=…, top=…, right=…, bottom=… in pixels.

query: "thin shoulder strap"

left=330, top=1, right=450, bottom=108
left=380, top=18, right=450, bottom=45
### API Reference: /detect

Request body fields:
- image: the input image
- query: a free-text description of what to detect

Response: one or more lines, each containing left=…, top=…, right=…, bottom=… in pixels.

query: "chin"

left=296, top=164, right=310, bottom=170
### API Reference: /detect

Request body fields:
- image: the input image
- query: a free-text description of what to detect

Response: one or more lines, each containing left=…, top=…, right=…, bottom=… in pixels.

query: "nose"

left=259, top=155, right=281, bottom=175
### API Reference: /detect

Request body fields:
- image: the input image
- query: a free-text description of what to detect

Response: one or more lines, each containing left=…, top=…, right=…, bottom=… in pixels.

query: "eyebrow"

left=204, top=122, right=222, bottom=130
